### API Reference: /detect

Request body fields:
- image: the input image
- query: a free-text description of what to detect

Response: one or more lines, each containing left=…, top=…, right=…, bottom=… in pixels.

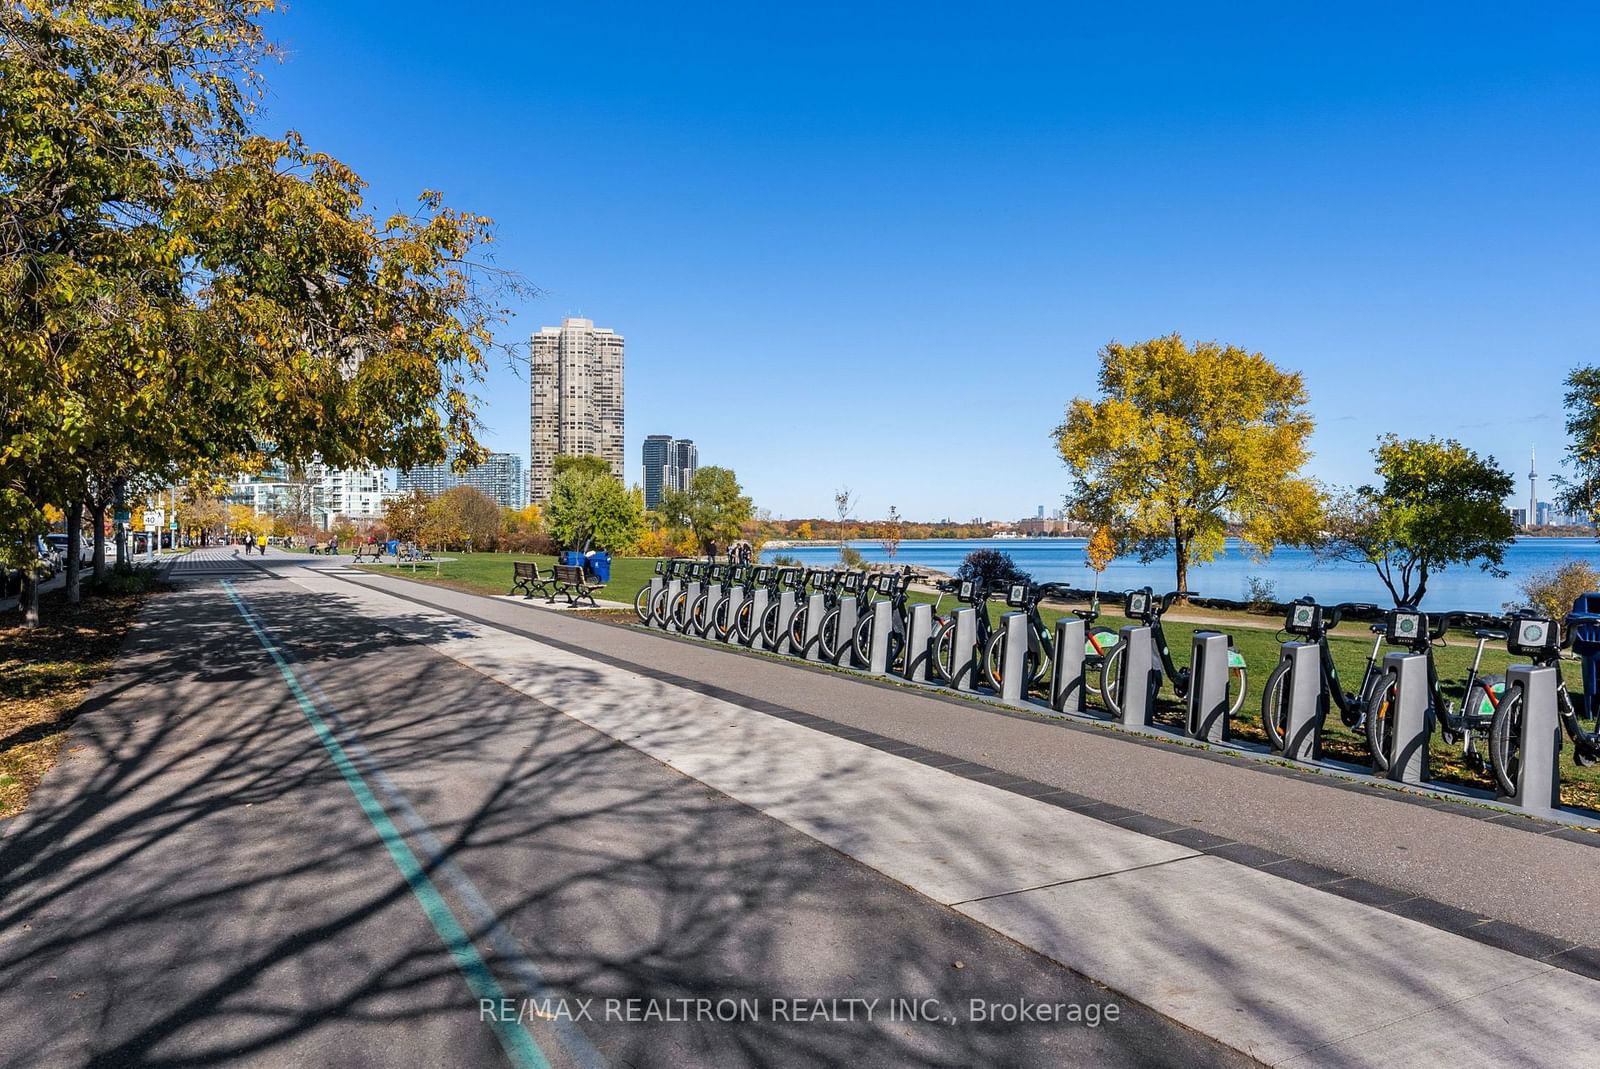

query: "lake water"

left=763, top=537, right=1600, bottom=612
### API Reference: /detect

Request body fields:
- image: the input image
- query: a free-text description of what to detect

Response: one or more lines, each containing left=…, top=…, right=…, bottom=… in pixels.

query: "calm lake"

left=764, top=537, right=1600, bottom=612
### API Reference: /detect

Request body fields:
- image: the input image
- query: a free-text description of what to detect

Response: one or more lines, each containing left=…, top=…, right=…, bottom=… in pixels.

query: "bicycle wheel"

left=853, top=612, right=875, bottom=665
left=761, top=601, right=783, bottom=647
left=1260, top=658, right=1292, bottom=751
left=714, top=597, right=736, bottom=640
left=671, top=592, right=691, bottom=629
left=1228, top=665, right=1248, bottom=718
left=1488, top=685, right=1522, bottom=798
left=929, top=620, right=956, bottom=682
left=736, top=600, right=757, bottom=643
left=650, top=587, right=672, bottom=624
left=818, top=608, right=843, bottom=660
left=1365, top=674, right=1397, bottom=771
left=1100, top=643, right=1126, bottom=715
left=633, top=585, right=653, bottom=622
left=690, top=593, right=710, bottom=635
left=983, top=629, right=1006, bottom=691
left=789, top=604, right=810, bottom=651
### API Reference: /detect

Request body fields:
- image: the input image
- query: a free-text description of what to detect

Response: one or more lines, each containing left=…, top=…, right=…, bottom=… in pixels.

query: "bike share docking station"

left=1186, top=631, right=1233, bottom=743
left=770, top=568, right=800, bottom=656
left=902, top=602, right=936, bottom=682
left=744, top=566, right=772, bottom=652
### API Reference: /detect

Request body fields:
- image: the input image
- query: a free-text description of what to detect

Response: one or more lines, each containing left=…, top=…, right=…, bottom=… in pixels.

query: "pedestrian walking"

left=256, top=533, right=267, bottom=555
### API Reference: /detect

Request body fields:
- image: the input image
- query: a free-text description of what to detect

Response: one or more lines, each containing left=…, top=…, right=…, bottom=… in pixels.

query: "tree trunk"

left=66, top=501, right=83, bottom=604
left=90, top=500, right=107, bottom=579
left=19, top=567, right=40, bottom=628
left=1173, top=524, right=1190, bottom=599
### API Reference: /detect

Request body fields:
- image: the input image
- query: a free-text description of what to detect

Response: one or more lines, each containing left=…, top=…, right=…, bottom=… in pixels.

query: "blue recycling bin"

left=561, top=551, right=582, bottom=568
left=386, top=539, right=399, bottom=556
left=586, top=550, right=611, bottom=583
left=1568, top=594, right=1600, bottom=720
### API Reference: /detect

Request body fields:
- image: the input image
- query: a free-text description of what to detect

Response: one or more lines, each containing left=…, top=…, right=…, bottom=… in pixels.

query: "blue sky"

left=259, top=2, right=1600, bottom=520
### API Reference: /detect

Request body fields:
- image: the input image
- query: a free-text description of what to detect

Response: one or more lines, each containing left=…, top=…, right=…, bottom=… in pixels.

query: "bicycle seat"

left=1473, top=629, right=1508, bottom=640
left=1369, top=623, right=1385, bottom=634
left=1071, top=609, right=1097, bottom=620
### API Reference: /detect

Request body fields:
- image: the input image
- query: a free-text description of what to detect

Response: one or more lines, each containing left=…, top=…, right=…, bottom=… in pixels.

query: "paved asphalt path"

left=0, top=561, right=1247, bottom=1068
left=335, top=566, right=1600, bottom=949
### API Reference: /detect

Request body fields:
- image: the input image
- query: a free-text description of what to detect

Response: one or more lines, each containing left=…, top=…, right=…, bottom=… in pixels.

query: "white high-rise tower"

left=528, top=317, right=625, bottom=503
left=1529, top=447, right=1538, bottom=528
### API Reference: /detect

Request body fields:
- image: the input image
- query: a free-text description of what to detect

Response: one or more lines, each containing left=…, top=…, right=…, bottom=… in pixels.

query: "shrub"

left=1244, top=575, right=1278, bottom=612
left=1514, top=560, right=1600, bottom=619
left=91, top=563, right=168, bottom=596
left=840, top=546, right=865, bottom=568
left=765, top=553, right=800, bottom=567
left=956, top=549, right=1031, bottom=590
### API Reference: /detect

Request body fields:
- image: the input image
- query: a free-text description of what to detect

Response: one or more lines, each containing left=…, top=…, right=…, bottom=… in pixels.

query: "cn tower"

left=1529, top=447, right=1538, bottom=527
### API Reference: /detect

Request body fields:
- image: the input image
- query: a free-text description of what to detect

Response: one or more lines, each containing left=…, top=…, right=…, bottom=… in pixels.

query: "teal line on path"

left=221, top=579, right=550, bottom=1069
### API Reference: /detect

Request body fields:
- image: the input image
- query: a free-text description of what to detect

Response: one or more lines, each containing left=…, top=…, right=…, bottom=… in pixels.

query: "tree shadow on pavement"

left=0, top=582, right=1247, bottom=1069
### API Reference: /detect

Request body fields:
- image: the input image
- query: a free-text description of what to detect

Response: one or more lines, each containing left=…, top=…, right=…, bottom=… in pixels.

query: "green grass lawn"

left=356, top=551, right=659, bottom=607
left=361, top=553, right=1600, bottom=812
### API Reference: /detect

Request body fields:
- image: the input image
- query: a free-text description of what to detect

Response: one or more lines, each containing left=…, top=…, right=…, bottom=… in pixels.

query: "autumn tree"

left=427, top=485, right=499, bottom=550
left=382, top=490, right=432, bottom=543
left=1318, top=436, right=1515, bottom=606
left=1055, top=335, right=1322, bottom=596
left=1, top=0, right=511, bottom=624
left=1085, top=524, right=1116, bottom=610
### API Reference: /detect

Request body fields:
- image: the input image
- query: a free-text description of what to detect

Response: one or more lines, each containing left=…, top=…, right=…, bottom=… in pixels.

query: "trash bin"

left=1569, top=595, right=1600, bottom=720
left=561, top=550, right=582, bottom=568
left=386, top=539, right=399, bottom=556
left=586, top=550, right=611, bottom=583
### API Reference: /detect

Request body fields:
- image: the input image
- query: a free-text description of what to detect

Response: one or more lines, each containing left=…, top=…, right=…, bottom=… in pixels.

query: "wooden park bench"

left=351, top=542, right=382, bottom=562
left=509, top=560, right=554, bottom=599
left=549, top=563, right=605, bottom=608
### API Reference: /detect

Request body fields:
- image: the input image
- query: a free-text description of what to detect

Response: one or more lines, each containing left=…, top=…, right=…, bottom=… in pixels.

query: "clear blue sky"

left=259, top=2, right=1600, bottom=521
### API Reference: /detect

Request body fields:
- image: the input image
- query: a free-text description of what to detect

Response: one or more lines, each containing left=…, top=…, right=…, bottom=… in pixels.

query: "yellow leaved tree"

left=1055, top=335, right=1323, bottom=597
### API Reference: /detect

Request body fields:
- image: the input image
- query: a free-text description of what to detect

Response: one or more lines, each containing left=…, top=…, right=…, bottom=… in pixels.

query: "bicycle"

left=1099, top=588, right=1248, bottom=718
left=983, top=581, right=1120, bottom=697
left=787, top=569, right=846, bottom=656
left=1362, top=607, right=1507, bottom=773
left=635, top=558, right=685, bottom=624
left=712, top=564, right=756, bottom=640
left=734, top=565, right=782, bottom=645
left=1487, top=614, right=1600, bottom=796
left=667, top=560, right=711, bottom=630
left=816, top=569, right=870, bottom=662
left=758, top=567, right=810, bottom=648
left=1260, top=598, right=1386, bottom=750
left=928, top=577, right=1002, bottom=686
left=688, top=562, right=733, bottom=637
left=850, top=566, right=919, bottom=670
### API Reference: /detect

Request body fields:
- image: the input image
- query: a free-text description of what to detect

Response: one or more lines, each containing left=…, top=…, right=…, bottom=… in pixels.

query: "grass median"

left=351, top=552, right=1600, bottom=814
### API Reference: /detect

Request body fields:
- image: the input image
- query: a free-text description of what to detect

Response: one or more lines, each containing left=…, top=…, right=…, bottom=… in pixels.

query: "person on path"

left=256, top=533, right=268, bottom=555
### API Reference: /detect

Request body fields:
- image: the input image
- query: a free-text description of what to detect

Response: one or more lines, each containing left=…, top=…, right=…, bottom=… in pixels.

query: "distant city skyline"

left=395, top=453, right=527, bottom=510
left=264, top=4, right=1600, bottom=519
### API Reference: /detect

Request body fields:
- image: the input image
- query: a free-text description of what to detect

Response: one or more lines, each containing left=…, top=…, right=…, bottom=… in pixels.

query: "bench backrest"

left=514, top=560, right=540, bottom=579
left=553, top=563, right=587, bottom=583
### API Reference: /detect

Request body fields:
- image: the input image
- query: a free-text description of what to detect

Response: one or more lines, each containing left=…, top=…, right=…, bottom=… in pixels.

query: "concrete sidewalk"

left=285, top=567, right=1600, bottom=1066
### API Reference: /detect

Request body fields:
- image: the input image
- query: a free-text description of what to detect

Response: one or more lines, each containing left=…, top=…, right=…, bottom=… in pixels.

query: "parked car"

left=45, top=533, right=94, bottom=567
